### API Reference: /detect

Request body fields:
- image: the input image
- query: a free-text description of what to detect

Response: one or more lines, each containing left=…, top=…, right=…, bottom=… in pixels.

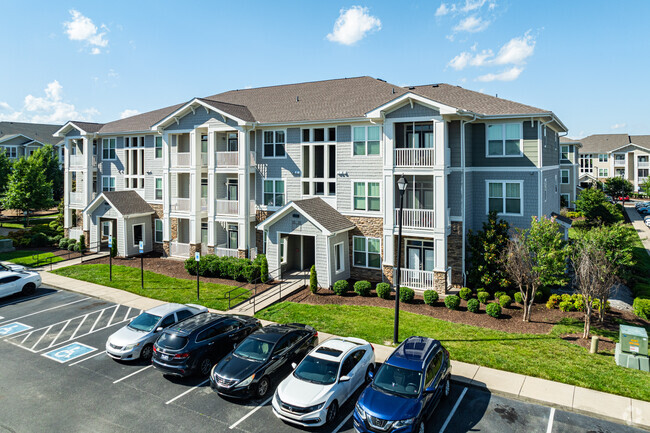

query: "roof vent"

left=392, top=88, right=395, bottom=94
left=432, top=84, right=439, bottom=88
left=376, top=78, right=386, bottom=82
left=296, top=96, right=300, bottom=102
left=408, top=86, right=415, bottom=90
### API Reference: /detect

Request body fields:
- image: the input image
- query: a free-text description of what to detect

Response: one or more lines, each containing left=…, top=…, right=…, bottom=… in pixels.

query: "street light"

left=394, top=175, right=408, bottom=344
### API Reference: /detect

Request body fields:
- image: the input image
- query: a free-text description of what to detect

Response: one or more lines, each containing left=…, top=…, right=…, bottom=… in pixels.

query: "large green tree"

left=467, top=211, right=511, bottom=292
left=640, top=177, right=650, bottom=197
left=2, top=157, right=55, bottom=225
left=30, top=144, right=63, bottom=200
left=0, top=149, right=12, bottom=195
left=574, top=187, right=623, bottom=225
left=604, top=177, right=633, bottom=200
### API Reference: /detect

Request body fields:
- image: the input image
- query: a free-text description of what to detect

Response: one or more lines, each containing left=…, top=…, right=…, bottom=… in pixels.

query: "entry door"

left=407, top=247, right=421, bottom=270
left=227, top=179, right=238, bottom=201
left=228, top=225, right=238, bottom=250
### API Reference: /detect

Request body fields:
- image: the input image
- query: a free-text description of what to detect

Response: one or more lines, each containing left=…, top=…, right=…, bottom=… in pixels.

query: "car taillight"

left=314, top=331, right=318, bottom=338
left=370, top=344, right=374, bottom=351
left=173, top=353, right=190, bottom=359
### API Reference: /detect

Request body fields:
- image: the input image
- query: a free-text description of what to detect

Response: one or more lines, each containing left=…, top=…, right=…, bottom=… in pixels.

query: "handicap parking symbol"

left=42, top=342, right=96, bottom=363
left=0, top=322, right=32, bottom=336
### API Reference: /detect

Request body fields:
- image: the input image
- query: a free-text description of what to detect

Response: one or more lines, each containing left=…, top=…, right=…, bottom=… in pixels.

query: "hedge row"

left=184, top=254, right=268, bottom=284
left=546, top=293, right=610, bottom=313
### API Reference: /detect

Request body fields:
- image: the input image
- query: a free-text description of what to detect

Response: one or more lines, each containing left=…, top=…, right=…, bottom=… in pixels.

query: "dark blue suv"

left=353, top=336, right=451, bottom=433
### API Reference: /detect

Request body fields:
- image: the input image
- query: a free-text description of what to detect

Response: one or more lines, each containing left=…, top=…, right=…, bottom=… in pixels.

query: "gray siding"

left=448, top=171, right=462, bottom=217
left=164, top=108, right=236, bottom=131
left=124, top=216, right=153, bottom=257
left=542, top=126, right=559, bottom=167
left=65, top=128, right=81, bottom=137
left=337, top=125, right=351, bottom=142
left=329, top=231, right=350, bottom=286
left=541, top=169, right=560, bottom=217
left=464, top=122, right=473, bottom=167
left=468, top=122, right=536, bottom=168
left=385, top=102, right=440, bottom=119
left=523, top=121, right=538, bottom=140
left=448, top=120, right=461, bottom=167
left=255, top=129, right=301, bottom=206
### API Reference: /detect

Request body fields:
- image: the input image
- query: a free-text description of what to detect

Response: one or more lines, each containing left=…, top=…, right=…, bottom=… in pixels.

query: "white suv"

left=0, top=270, right=41, bottom=298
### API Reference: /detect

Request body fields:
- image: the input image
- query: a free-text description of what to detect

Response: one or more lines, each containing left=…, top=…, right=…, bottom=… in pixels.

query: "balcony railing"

left=638, top=161, right=649, bottom=169
left=173, top=152, right=191, bottom=167
left=216, top=199, right=238, bottom=215
left=69, top=155, right=85, bottom=167
left=394, top=148, right=435, bottom=167
left=250, top=200, right=257, bottom=216
left=201, top=153, right=208, bottom=166
left=216, top=151, right=238, bottom=167
left=614, top=159, right=626, bottom=167
left=171, top=198, right=191, bottom=212
left=200, top=198, right=208, bottom=212
left=69, top=191, right=84, bottom=206
left=170, top=242, right=190, bottom=257
left=216, top=247, right=238, bottom=258
left=250, top=151, right=256, bottom=166
left=395, top=208, right=435, bottom=229
left=395, top=268, right=435, bottom=291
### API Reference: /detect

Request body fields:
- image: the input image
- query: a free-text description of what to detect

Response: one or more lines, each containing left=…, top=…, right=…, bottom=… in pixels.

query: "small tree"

left=260, top=254, right=269, bottom=283
left=30, top=145, right=64, bottom=201
left=604, top=177, right=633, bottom=201
left=503, top=232, right=535, bottom=322
left=467, top=211, right=511, bottom=293
left=574, top=188, right=621, bottom=225
left=309, top=265, right=318, bottom=294
left=0, top=149, right=12, bottom=196
left=640, top=177, right=650, bottom=197
left=2, top=157, right=55, bottom=225
left=110, top=236, right=117, bottom=258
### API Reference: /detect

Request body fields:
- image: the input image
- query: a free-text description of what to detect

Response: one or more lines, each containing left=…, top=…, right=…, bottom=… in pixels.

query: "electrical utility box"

left=615, top=325, right=649, bottom=372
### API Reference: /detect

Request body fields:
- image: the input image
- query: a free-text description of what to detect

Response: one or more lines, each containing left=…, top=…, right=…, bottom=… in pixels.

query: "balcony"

left=170, top=242, right=190, bottom=257
left=69, top=155, right=85, bottom=167
left=614, top=159, right=626, bottom=167
left=638, top=161, right=649, bottom=169
left=395, top=208, right=435, bottom=229
left=216, top=151, right=238, bottom=167
left=171, top=198, right=191, bottom=212
left=395, top=268, right=435, bottom=291
left=201, top=153, right=208, bottom=166
left=215, top=247, right=238, bottom=257
left=394, top=148, right=435, bottom=167
left=216, top=199, right=238, bottom=215
left=200, top=198, right=208, bottom=212
left=173, top=152, right=191, bottom=167
left=69, top=191, right=84, bottom=207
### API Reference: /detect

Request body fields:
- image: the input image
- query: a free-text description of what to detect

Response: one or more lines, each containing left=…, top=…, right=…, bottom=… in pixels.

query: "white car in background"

left=272, top=337, right=375, bottom=427
left=0, top=263, right=27, bottom=272
left=106, top=303, right=207, bottom=361
left=0, top=270, right=41, bottom=298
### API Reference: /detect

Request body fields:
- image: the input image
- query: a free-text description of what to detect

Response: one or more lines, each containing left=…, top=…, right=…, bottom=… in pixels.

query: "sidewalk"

left=625, top=203, right=650, bottom=256
left=38, top=270, right=649, bottom=429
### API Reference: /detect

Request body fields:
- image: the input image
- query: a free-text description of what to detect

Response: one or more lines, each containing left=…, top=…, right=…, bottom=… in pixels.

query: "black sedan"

left=210, top=323, right=318, bottom=399
left=152, top=313, right=261, bottom=378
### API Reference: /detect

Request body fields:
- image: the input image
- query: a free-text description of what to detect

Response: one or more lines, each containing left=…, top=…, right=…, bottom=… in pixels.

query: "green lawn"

left=257, top=302, right=650, bottom=402
left=0, top=250, right=63, bottom=267
left=52, top=264, right=249, bottom=311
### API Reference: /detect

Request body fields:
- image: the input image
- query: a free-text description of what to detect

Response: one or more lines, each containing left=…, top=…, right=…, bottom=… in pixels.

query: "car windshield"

left=372, top=364, right=422, bottom=398
left=293, top=355, right=339, bottom=385
left=157, top=332, right=188, bottom=350
left=0, top=264, right=9, bottom=271
left=233, top=337, right=273, bottom=362
left=127, top=313, right=162, bottom=332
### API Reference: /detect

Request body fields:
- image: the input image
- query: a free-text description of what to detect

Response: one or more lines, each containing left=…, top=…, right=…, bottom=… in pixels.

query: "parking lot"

left=0, top=286, right=646, bottom=433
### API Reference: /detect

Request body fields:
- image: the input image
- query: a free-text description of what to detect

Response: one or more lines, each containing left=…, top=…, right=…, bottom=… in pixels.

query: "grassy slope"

left=0, top=250, right=62, bottom=267
left=52, top=264, right=248, bottom=311
left=257, top=302, right=650, bottom=402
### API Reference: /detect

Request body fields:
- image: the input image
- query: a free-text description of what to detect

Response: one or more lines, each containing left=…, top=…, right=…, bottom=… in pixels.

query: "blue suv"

left=353, top=336, right=451, bottom=433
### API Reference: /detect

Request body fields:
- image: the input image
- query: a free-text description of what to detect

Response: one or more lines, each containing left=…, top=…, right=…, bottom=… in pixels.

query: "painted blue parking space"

left=42, top=342, right=96, bottom=363
left=0, top=322, right=32, bottom=336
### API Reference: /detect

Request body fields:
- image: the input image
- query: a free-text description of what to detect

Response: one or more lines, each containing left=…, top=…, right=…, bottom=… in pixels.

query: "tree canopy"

left=604, top=177, right=633, bottom=199
left=30, top=145, right=63, bottom=200
left=467, top=211, right=511, bottom=292
left=2, top=156, right=55, bottom=224
left=574, top=188, right=623, bottom=225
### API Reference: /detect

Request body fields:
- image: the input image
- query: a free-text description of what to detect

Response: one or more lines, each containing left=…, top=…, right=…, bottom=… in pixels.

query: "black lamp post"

left=394, top=175, right=408, bottom=344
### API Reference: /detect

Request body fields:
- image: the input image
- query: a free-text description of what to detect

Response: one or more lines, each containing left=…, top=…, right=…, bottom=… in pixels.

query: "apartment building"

left=559, top=137, right=581, bottom=207
left=577, top=134, right=650, bottom=192
left=55, top=77, right=567, bottom=293
left=0, top=121, right=64, bottom=162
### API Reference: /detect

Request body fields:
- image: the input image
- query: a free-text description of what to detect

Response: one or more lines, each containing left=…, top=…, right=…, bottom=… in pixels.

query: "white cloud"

left=326, top=6, right=381, bottom=45
left=611, top=123, right=627, bottom=130
left=448, top=48, right=493, bottom=70
left=435, top=3, right=455, bottom=16
left=0, top=80, right=98, bottom=124
left=461, top=0, right=487, bottom=12
left=453, top=15, right=489, bottom=33
left=120, top=109, right=140, bottom=119
left=476, top=67, right=523, bottom=82
left=63, top=10, right=109, bottom=54
left=493, top=32, right=535, bottom=65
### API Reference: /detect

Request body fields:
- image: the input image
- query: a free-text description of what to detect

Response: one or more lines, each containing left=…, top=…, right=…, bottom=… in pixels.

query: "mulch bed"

left=285, top=287, right=648, bottom=338
left=559, top=333, right=617, bottom=353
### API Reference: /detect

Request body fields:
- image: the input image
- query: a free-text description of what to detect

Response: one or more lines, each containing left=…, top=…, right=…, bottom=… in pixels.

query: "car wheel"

left=21, top=283, right=36, bottom=296
left=140, top=344, right=153, bottom=362
left=198, top=357, right=213, bottom=376
left=256, top=376, right=270, bottom=399
left=443, top=378, right=450, bottom=398
left=365, top=364, right=374, bottom=383
left=326, top=401, right=338, bottom=424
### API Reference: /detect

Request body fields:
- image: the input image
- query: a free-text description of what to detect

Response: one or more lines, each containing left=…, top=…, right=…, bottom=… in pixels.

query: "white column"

left=63, top=138, right=71, bottom=228
left=207, top=131, right=215, bottom=247
left=238, top=129, right=250, bottom=251
left=162, top=132, right=171, bottom=242
left=82, top=137, right=92, bottom=230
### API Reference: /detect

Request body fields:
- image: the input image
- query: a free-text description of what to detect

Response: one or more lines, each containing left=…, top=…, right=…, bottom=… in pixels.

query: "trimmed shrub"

left=459, top=287, right=473, bottom=300
left=79, top=234, right=86, bottom=252
left=58, top=238, right=69, bottom=249
left=444, top=295, right=461, bottom=310
left=376, top=283, right=391, bottom=300
left=633, top=298, right=650, bottom=320
left=259, top=254, right=269, bottom=283
left=67, top=243, right=76, bottom=251
left=499, top=295, right=512, bottom=309
left=476, top=288, right=487, bottom=293
left=514, top=292, right=523, bottom=304
left=486, top=302, right=501, bottom=318
left=477, top=291, right=490, bottom=305
left=333, top=280, right=349, bottom=296
left=354, top=280, right=372, bottom=297
left=399, top=287, right=415, bottom=303
left=73, top=243, right=81, bottom=252
left=110, top=236, right=117, bottom=258
left=467, top=298, right=480, bottom=313
left=68, top=238, right=77, bottom=244
left=494, top=291, right=506, bottom=300
left=30, top=232, right=49, bottom=247
left=309, top=265, right=318, bottom=294
left=546, top=294, right=561, bottom=309
left=184, top=258, right=198, bottom=275
left=559, top=301, right=574, bottom=312
left=561, top=293, right=572, bottom=303
left=423, top=290, right=439, bottom=306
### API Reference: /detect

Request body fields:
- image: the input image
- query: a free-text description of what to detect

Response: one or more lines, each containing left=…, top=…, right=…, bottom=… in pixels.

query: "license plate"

left=161, top=354, right=170, bottom=361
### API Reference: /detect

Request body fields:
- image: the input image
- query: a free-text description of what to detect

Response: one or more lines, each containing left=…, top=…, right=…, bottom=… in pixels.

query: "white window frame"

left=3, top=146, right=18, bottom=158
left=560, top=145, right=570, bottom=160
left=154, top=219, right=163, bottom=243
left=334, top=242, right=345, bottom=273
left=485, top=180, right=524, bottom=216
left=599, top=168, right=608, bottom=177
left=101, top=221, right=111, bottom=237
left=352, top=236, right=382, bottom=269
left=279, top=235, right=287, bottom=264
left=263, top=179, right=285, bottom=209
left=132, top=223, right=144, bottom=247
left=352, top=125, right=382, bottom=157
left=102, top=176, right=115, bottom=192
left=598, top=153, right=608, bottom=163
left=102, top=138, right=116, bottom=160
left=154, top=136, right=163, bottom=159
left=560, top=193, right=570, bottom=206
left=560, top=169, right=569, bottom=184
left=262, top=130, right=287, bottom=159
left=154, top=177, right=163, bottom=201
left=485, top=123, right=523, bottom=158
left=352, top=181, right=381, bottom=212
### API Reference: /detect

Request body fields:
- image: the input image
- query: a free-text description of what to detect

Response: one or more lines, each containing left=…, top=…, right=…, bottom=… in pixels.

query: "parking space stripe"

left=439, top=387, right=468, bottom=433
left=0, top=295, right=85, bottom=326
left=0, top=291, right=61, bottom=309
left=228, top=396, right=273, bottom=430
left=89, top=309, right=104, bottom=334
left=332, top=411, right=354, bottom=433
left=30, top=325, right=54, bottom=350
left=106, top=305, right=119, bottom=327
left=123, top=307, right=132, bottom=321
left=165, top=379, right=210, bottom=405
left=546, top=407, right=555, bottom=433
left=69, top=351, right=107, bottom=366
left=70, top=314, right=89, bottom=340
left=113, top=365, right=152, bottom=384
left=48, top=320, right=71, bottom=348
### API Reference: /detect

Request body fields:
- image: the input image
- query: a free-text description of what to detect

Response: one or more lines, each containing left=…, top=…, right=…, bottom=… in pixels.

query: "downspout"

left=460, top=113, right=477, bottom=287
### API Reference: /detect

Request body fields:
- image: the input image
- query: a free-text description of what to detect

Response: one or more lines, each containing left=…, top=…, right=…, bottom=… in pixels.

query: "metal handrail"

left=226, top=266, right=282, bottom=310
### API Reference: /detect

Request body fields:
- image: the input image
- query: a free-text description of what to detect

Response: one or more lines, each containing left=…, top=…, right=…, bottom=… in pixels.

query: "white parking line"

left=332, top=411, right=354, bottom=433
left=113, top=365, right=152, bottom=384
left=6, top=305, right=117, bottom=340
left=69, top=350, right=107, bottom=366
left=48, top=319, right=71, bottom=348
left=165, top=379, right=210, bottom=405
left=89, top=309, right=104, bottom=334
left=0, top=294, right=83, bottom=326
left=546, top=407, right=555, bottom=433
left=439, top=387, right=468, bottom=433
left=30, top=325, right=54, bottom=350
left=123, top=307, right=132, bottom=321
left=229, top=396, right=273, bottom=430
left=0, top=291, right=61, bottom=309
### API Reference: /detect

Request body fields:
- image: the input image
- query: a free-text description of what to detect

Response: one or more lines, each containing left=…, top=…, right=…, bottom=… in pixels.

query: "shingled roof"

left=292, top=198, right=356, bottom=234
left=578, top=134, right=632, bottom=153
left=99, top=103, right=187, bottom=133
left=629, top=135, right=650, bottom=149
left=0, top=121, right=63, bottom=145
left=102, top=191, right=154, bottom=216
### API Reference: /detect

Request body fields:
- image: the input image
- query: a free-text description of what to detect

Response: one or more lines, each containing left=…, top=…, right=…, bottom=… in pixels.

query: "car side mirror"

left=367, top=370, right=374, bottom=379
left=339, top=375, right=351, bottom=383
left=155, top=327, right=163, bottom=332
left=424, top=385, right=436, bottom=393
left=291, top=362, right=297, bottom=369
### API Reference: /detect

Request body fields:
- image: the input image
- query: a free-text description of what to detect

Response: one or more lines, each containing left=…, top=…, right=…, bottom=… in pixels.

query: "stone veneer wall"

left=170, top=217, right=178, bottom=242
left=150, top=204, right=165, bottom=255
left=255, top=210, right=273, bottom=253
left=447, top=221, right=463, bottom=286
left=346, top=216, right=384, bottom=283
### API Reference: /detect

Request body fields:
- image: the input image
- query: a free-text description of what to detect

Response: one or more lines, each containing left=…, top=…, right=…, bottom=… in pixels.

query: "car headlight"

left=305, top=402, right=325, bottom=412
left=123, top=342, right=141, bottom=350
left=237, top=373, right=256, bottom=388
left=394, top=417, right=416, bottom=428
left=355, top=402, right=366, bottom=420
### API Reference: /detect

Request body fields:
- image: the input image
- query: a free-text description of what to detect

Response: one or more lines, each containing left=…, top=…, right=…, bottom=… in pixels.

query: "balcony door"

left=227, top=224, right=238, bottom=250
left=406, top=240, right=434, bottom=272
left=227, top=133, right=238, bottom=152
left=227, top=179, right=238, bottom=201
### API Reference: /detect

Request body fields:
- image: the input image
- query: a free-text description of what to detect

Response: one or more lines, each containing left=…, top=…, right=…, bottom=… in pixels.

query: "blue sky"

left=1, top=1, right=648, bottom=138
